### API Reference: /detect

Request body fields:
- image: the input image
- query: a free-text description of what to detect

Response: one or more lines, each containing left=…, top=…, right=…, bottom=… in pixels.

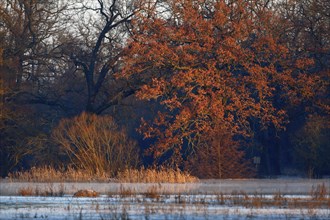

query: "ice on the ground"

left=1, top=179, right=329, bottom=219
left=0, top=195, right=329, bottom=220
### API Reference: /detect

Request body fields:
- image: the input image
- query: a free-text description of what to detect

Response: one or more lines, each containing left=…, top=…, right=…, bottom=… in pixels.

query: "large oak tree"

left=122, top=0, right=318, bottom=171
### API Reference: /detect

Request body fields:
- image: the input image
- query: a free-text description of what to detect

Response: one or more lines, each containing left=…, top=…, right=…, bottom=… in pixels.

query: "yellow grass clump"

left=18, top=187, right=34, bottom=196
left=73, top=189, right=99, bottom=197
left=117, top=167, right=198, bottom=183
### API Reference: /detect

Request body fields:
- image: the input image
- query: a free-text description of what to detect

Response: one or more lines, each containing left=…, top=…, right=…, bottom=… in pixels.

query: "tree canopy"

left=122, top=0, right=320, bottom=167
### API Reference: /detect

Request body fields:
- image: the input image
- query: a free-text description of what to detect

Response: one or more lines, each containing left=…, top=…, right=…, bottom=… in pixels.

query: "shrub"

left=52, top=112, right=140, bottom=177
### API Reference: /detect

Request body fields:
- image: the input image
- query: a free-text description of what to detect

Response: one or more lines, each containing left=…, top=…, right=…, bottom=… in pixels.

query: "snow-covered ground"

left=0, top=179, right=329, bottom=219
left=1, top=195, right=329, bottom=219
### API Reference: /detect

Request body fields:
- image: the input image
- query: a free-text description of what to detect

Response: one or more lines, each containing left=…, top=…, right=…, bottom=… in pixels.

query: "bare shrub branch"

left=52, top=112, right=140, bottom=176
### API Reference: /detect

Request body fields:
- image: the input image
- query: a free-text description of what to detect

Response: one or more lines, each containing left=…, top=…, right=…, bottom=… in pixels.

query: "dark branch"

left=95, top=88, right=136, bottom=114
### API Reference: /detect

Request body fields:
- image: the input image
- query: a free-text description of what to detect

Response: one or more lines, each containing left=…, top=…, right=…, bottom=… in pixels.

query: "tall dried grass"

left=117, top=167, right=198, bottom=183
left=8, top=166, right=198, bottom=183
left=8, top=166, right=110, bottom=182
left=310, top=183, right=328, bottom=200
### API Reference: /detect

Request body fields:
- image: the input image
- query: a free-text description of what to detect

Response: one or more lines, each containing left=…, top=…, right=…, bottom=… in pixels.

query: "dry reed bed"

left=116, top=167, right=198, bottom=183
left=5, top=166, right=329, bottom=210
left=8, top=166, right=109, bottom=182
left=108, top=184, right=329, bottom=209
left=8, top=166, right=198, bottom=183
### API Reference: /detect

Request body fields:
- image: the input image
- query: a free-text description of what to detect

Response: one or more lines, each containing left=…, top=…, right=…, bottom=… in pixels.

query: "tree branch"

left=95, top=88, right=136, bottom=114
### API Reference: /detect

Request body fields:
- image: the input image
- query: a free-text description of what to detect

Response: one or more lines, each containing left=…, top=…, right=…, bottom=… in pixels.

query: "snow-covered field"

left=0, top=179, right=329, bottom=219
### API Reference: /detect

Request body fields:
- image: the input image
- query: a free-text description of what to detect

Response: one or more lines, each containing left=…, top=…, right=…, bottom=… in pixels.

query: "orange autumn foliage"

left=186, top=125, right=254, bottom=178
left=122, top=0, right=317, bottom=166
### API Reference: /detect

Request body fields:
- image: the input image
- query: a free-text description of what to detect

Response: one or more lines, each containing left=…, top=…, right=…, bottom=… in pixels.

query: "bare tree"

left=62, top=0, right=143, bottom=114
left=0, top=0, right=70, bottom=175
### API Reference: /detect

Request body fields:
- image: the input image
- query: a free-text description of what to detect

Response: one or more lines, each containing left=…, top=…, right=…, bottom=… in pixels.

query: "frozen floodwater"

left=0, top=179, right=329, bottom=219
left=1, top=178, right=329, bottom=195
